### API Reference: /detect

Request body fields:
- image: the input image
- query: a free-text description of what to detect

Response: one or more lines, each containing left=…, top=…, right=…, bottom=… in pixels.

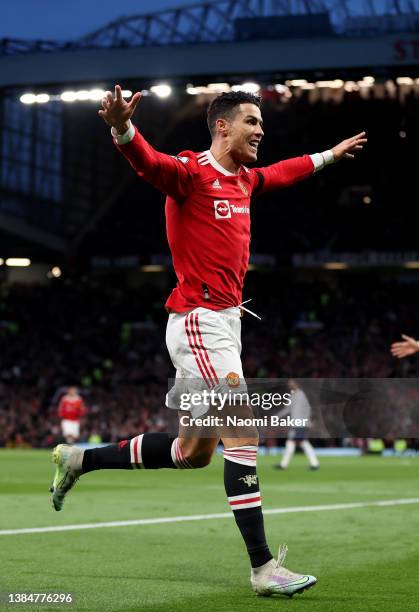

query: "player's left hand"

left=331, top=132, right=367, bottom=161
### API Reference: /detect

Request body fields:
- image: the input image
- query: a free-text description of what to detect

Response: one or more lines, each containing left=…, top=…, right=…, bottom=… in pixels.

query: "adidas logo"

left=212, top=178, right=222, bottom=189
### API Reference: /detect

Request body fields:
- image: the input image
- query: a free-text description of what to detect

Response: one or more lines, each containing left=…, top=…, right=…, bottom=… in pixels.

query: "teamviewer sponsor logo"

left=230, top=204, right=250, bottom=214
left=214, top=200, right=231, bottom=219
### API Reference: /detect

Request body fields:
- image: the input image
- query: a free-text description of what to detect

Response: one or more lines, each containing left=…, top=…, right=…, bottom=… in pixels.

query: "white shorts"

left=61, top=419, right=80, bottom=439
left=165, top=307, right=246, bottom=418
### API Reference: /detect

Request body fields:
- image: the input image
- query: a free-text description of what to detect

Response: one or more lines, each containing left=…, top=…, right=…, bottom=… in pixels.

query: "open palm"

left=391, top=334, right=419, bottom=359
left=331, top=132, right=367, bottom=160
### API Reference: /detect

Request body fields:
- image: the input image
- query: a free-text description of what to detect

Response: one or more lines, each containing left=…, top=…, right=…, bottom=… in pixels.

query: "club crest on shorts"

left=239, top=474, right=258, bottom=487
left=226, top=371, right=240, bottom=388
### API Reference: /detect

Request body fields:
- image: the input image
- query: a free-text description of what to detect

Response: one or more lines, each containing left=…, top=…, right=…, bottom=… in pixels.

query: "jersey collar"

left=204, top=150, right=240, bottom=177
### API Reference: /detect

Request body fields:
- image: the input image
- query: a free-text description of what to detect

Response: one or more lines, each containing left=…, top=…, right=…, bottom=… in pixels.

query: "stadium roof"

left=0, top=0, right=418, bottom=55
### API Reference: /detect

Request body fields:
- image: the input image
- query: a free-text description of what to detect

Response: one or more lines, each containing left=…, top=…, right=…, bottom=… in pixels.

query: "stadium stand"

left=1, top=273, right=419, bottom=447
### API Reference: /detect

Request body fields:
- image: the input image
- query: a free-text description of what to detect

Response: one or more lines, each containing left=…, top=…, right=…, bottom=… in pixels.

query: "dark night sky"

left=1, top=1, right=182, bottom=40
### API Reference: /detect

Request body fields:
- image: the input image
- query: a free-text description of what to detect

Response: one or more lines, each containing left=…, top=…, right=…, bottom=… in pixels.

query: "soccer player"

left=391, top=334, right=419, bottom=359
left=274, top=379, right=319, bottom=470
left=57, top=386, right=86, bottom=444
left=50, top=85, right=366, bottom=597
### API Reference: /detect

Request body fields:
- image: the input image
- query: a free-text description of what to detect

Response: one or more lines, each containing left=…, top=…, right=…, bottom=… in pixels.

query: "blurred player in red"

left=50, top=85, right=366, bottom=597
left=58, top=387, right=86, bottom=443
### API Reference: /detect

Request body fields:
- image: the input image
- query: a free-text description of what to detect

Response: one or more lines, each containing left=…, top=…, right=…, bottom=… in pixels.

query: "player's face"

left=228, top=103, right=264, bottom=163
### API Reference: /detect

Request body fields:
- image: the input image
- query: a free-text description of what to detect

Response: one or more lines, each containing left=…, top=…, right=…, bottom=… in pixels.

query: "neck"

left=209, top=140, right=241, bottom=175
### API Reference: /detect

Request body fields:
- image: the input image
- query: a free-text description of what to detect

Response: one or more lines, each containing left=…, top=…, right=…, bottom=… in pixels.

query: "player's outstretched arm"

left=252, top=131, right=367, bottom=194
left=390, top=334, right=419, bottom=359
left=98, top=85, right=141, bottom=133
left=331, top=131, right=367, bottom=161
left=100, top=84, right=195, bottom=200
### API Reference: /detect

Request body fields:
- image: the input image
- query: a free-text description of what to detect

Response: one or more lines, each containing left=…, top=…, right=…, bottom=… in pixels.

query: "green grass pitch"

left=1, top=450, right=419, bottom=611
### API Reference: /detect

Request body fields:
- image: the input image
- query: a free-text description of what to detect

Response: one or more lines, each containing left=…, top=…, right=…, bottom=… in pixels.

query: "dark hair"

left=207, top=91, right=261, bottom=136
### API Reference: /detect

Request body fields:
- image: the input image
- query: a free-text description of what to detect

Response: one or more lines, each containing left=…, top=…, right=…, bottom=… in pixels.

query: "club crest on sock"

left=239, top=474, right=258, bottom=487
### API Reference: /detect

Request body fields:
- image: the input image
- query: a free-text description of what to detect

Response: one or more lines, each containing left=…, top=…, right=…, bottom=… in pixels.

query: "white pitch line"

left=1, top=497, right=419, bottom=536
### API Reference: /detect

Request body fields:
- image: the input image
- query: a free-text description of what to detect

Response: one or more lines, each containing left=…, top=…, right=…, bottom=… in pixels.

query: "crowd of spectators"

left=1, top=273, right=419, bottom=447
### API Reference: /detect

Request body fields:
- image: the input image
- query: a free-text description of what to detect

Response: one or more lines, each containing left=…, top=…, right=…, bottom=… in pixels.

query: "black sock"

left=82, top=434, right=192, bottom=473
left=82, top=439, right=132, bottom=472
left=224, top=446, right=273, bottom=568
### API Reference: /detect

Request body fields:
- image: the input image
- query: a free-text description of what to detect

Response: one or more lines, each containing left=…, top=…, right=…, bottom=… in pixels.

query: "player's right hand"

left=98, top=84, right=141, bottom=134
left=390, top=334, right=419, bottom=359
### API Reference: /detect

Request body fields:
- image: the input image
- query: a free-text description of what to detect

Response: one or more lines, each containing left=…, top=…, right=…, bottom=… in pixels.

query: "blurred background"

left=1, top=0, right=419, bottom=450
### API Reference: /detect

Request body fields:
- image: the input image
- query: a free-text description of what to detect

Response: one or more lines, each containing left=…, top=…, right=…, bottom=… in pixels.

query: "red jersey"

left=58, top=394, right=86, bottom=421
left=116, top=127, right=314, bottom=312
